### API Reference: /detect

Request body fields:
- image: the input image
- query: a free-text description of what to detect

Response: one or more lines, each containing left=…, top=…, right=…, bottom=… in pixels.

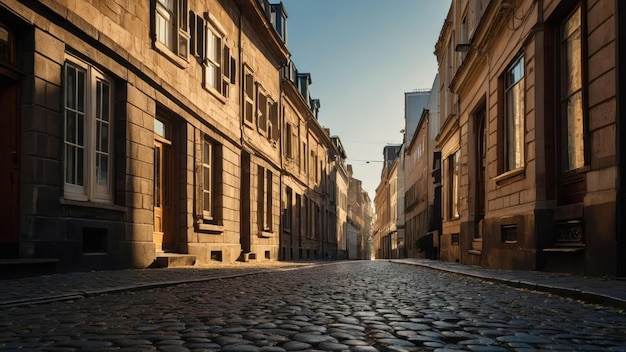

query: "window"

left=270, top=3, right=287, bottom=43
left=284, top=187, right=292, bottom=232
left=447, top=150, right=460, bottom=219
left=63, top=58, right=113, bottom=203
left=197, top=137, right=222, bottom=224
left=0, top=24, right=14, bottom=66
left=560, top=6, right=585, bottom=171
left=202, top=139, right=213, bottom=219
left=285, top=123, right=293, bottom=158
left=201, top=13, right=233, bottom=98
left=154, top=0, right=189, bottom=60
left=244, top=67, right=255, bottom=124
left=258, top=166, right=272, bottom=232
left=503, top=55, right=525, bottom=172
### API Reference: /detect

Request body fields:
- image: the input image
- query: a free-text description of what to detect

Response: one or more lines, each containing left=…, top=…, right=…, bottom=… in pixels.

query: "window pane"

left=77, top=147, right=84, bottom=186
left=66, top=111, right=77, bottom=144
left=0, top=26, right=9, bottom=63
left=566, top=91, right=584, bottom=170
left=505, top=56, right=525, bottom=171
left=96, top=154, right=108, bottom=186
left=203, top=191, right=211, bottom=213
left=77, top=69, right=85, bottom=112
left=154, top=119, right=166, bottom=138
left=99, top=81, right=110, bottom=122
left=77, top=114, right=84, bottom=146
left=65, top=145, right=75, bottom=184
left=565, top=29, right=581, bottom=94
left=65, top=65, right=76, bottom=109
left=203, top=141, right=211, bottom=164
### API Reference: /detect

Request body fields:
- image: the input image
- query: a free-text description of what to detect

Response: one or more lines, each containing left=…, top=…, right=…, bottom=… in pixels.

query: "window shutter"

left=189, top=12, right=204, bottom=58
left=270, top=101, right=279, bottom=141
left=222, top=45, right=230, bottom=80
left=230, top=56, right=236, bottom=84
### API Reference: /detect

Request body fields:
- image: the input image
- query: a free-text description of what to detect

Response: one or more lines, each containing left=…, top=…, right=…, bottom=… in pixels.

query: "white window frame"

left=63, top=57, right=114, bottom=203
left=154, top=0, right=189, bottom=62
left=202, top=139, right=213, bottom=220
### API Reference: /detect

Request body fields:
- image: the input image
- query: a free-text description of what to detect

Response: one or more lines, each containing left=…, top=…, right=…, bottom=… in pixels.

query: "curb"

left=0, top=262, right=339, bottom=308
left=391, top=259, right=626, bottom=310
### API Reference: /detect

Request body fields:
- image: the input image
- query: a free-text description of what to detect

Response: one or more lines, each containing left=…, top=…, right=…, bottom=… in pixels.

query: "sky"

left=280, top=0, right=451, bottom=204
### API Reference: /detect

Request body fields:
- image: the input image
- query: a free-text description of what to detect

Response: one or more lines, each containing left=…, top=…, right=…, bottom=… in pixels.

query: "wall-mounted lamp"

left=455, top=43, right=472, bottom=52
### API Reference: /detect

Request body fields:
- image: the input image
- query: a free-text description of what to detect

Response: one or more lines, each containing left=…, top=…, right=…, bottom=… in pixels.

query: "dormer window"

left=270, top=3, right=288, bottom=43
left=297, top=73, right=311, bottom=105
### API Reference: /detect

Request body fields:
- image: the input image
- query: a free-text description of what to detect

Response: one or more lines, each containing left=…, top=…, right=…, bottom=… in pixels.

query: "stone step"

left=151, top=253, right=196, bottom=268
left=0, top=258, right=59, bottom=279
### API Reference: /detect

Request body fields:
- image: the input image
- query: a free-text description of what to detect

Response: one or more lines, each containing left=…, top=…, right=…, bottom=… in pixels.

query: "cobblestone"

left=1, top=261, right=626, bottom=351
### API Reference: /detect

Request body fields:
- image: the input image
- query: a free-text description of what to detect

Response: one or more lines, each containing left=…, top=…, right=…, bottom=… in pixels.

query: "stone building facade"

left=435, top=0, right=626, bottom=276
left=0, top=0, right=347, bottom=273
left=373, top=144, right=402, bottom=259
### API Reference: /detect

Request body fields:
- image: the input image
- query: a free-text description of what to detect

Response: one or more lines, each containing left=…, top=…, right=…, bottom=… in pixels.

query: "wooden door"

left=153, top=140, right=170, bottom=252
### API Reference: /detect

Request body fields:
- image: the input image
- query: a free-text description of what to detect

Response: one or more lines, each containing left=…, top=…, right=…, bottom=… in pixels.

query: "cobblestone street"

left=1, top=261, right=626, bottom=352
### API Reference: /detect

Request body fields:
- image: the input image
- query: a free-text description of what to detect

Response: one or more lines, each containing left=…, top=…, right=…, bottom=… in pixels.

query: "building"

left=403, top=87, right=437, bottom=259
left=0, top=0, right=348, bottom=274
left=373, top=144, right=402, bottom=259
left=331, top=136, right=349, bottom=259
left=346, top=166, right=373, bottom=260
left=435, top=0, right=626, bottom=276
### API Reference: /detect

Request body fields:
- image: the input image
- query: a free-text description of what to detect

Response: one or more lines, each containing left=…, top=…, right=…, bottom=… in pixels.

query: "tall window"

left=202, top=140, right=213, bottom=220
left=258, top=166, right=272, bottom=231
left=503, top=55, right=525, bottom=171
left=561, top=6, right=584, bottom=171
left=448, top=150, right=460, bottom=219
left=154, top=0, right=189, bottom=60
left=202, top=15, right=233, bottom=98
left=284, top=187, right=292, bottom=231
left=285, top=123, right=293, bottom=158
left=205, top=25, right=222, bottom=92
left=64, top=58, right=113, bottom=202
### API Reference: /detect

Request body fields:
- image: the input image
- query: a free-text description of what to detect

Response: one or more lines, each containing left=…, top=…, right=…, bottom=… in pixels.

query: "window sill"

left=203, top=85, right=227, bottom=104
left=494, top=167, right=525, bottom=185
left=258, top=230, right=274, bottom=238
left=468, top=249, right=482, bottom=255
left=154, top=41, right=189, bottom=69
left=197, top=223, right=224, bottom=234
left=60, top=198, right=127, bottom=213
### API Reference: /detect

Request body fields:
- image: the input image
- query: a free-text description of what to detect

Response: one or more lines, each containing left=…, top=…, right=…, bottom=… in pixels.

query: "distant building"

left=373, top=144, right=402, bottom=259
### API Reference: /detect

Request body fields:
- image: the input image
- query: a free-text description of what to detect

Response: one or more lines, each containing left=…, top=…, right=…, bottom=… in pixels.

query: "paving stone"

left=291, top=333, right=337, bottom=344
left=317, top=341, right=349, bottom=351
left=2, top=262, right=625, bottom=352
left=281, top=341, right=312, bottom=351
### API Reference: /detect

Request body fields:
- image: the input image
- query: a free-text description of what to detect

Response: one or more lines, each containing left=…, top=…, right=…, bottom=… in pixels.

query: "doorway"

left=471, top=105, right=487, bottom=254
left=153, top=117, right=177, bottom=252
left=0, top=75, right=19, bottom=258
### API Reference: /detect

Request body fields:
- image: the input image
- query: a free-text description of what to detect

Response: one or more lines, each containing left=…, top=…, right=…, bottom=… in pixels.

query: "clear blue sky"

left=281, top=0, right=450, bottom=202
